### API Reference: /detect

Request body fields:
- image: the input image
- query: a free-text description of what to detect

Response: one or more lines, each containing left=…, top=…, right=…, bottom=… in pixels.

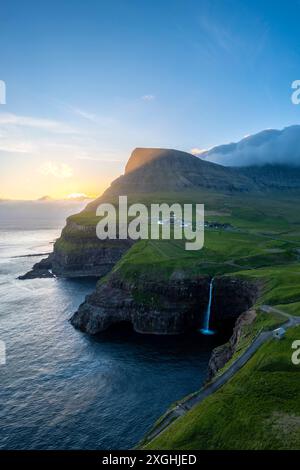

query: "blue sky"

left=1, top=0, right=300, bottom=198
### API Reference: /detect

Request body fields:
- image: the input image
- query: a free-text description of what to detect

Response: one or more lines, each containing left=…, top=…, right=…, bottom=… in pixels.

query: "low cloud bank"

left=0, top=200, right=89, bottom=230
left=200, top=125, right=300, bottom=167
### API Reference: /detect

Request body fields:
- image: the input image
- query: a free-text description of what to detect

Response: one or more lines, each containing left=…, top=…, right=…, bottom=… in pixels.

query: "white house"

left=273, top=327, right=286, bottom=340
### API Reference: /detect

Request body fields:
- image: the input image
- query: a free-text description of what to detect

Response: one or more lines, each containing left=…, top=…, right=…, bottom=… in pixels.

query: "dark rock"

left=71, top=275, right=211, bottom=335
left=211, top=276, right=261, bottom=326
left=207, top=309, right=257, bottom=381
left=18, top=268, right=55, bottom=280
left=18, top=256, right=55, bottom=279
left=70, top=274, right=260, bottom=336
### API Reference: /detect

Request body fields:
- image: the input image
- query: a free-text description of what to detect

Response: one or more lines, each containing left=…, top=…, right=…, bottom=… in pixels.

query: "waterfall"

left=200, top=278, right=215, bottom=335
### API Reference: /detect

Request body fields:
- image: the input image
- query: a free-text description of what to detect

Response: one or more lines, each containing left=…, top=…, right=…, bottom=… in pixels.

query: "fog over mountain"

left=201, top=125, right=300, bottom=167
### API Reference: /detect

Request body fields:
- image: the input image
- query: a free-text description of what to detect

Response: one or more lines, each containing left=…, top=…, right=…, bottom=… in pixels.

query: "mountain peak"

left=125, top=148, right=194, bottom=174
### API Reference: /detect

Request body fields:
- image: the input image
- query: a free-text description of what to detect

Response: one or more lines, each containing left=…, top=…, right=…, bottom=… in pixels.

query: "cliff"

left=71, top=274, right=210, bottom=335
left=70, top=273, right=260, bottom=336
left=207, top=308, right=257, bottom=380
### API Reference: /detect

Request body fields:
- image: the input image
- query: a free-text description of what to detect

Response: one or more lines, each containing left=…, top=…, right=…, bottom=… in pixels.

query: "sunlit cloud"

left=39, top=161, right=73, bottom=179
left=190, top=147, right=208, bottom=156
left=66, top=192, right=89, bottom=199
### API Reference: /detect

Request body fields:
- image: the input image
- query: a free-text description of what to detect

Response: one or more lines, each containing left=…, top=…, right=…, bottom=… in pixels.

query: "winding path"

left=143, top=305, right=300, bottom=445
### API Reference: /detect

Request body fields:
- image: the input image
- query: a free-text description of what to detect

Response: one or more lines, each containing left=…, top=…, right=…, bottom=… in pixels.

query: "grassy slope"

left=64, top=189, right=300, bottom=449
left=107, top=191, right=300, bottom=450
left=105, top=191, right=300, bottom=308
left=144, top=326, right=300, bottom=450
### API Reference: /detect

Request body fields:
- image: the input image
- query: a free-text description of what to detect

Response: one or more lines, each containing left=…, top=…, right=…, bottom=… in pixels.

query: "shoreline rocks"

left=18, top=256, right=55, bottom=279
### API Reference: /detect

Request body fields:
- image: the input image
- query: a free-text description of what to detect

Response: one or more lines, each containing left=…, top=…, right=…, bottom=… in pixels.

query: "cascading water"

left=200, top=278, right=215, bottom=335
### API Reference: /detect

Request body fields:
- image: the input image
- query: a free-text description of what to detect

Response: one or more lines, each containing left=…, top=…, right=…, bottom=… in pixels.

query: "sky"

left=1, top=0, right=300, bottom=199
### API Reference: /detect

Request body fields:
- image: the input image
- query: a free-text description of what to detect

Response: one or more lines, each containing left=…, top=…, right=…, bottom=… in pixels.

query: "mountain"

left=238, top=164, right=300, bottom=190
left=88, top=148, right=253, bottom=208
left=86, top=147, right=300, bottom=211
left=21, top=145, right=300, bottom=280
left=19, top=143, right=300, bottom=452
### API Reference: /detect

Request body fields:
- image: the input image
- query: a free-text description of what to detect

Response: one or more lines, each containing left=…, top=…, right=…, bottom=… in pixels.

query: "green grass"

left=143, top=325, right=300, bottom=450
left=54, top=188, right=300, bottom=449
left=275, top=302, right=300, bottom=317
left=233, top=265, right=300, bottom=307
left=211, top=310, right=287, bottom=381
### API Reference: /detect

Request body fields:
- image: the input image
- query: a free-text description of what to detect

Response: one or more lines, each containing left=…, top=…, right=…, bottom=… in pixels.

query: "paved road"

left=144, top=305, right=300, bottom=444
left=261, top=304, right=300, bottom=326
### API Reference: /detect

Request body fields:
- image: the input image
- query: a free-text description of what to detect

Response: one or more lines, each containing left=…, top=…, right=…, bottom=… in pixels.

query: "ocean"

left=0, top=202, right=217, bottom=449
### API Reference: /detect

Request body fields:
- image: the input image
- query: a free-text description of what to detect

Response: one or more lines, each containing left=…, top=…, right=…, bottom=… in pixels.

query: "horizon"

left=1, top=0, right=300, bottom=199
left=1, top=1, right=300, bottom=458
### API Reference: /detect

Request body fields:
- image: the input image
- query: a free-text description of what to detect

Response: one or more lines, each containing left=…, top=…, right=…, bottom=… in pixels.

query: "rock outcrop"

left=18, top=256, right=55, bottom=279
left=207, top=308, right=257, bottom=381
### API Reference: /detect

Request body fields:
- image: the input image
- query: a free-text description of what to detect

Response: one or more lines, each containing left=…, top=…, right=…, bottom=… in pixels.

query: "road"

left=143, top=305, right=300, bottom=444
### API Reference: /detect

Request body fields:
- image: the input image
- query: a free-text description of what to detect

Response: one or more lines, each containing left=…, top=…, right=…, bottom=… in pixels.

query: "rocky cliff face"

left=207, top=309, right=257, bottom=381
left=205, top=277, right=260, bottom=379
left=70, top=274, right=260, bottom=336
left=210, top=276, right=260, bottom=327
left=71, top=274, right=211, bottom=334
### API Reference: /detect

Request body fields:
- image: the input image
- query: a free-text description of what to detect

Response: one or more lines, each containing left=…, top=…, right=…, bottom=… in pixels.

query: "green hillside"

left=143, top=325, right=300, bottom=450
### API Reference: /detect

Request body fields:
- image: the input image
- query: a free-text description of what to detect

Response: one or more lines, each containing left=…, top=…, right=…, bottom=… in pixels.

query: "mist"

left=0, top=200, right=88, bottom=230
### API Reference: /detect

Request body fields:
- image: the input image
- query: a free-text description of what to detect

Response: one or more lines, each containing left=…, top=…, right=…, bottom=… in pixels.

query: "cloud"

left=65, top=105, right=98, bottom=123
left=141, top=94, right=155, bottom=101
left=60, top=102, right=118, bottom=129
left=190, top=147, right=208, bottom=156
left=200, top=125, right=300, bottom=167
left=66, top=192, right=89, bottom=200
left=0, top=141, right=34, bottom=153
left=39, top=161, right=73, bottom=178
left=0, top=112, right=74, bottom=133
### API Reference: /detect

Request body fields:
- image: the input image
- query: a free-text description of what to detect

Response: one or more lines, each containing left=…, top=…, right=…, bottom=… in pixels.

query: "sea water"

left=0, top=204, right=217, bottom=449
